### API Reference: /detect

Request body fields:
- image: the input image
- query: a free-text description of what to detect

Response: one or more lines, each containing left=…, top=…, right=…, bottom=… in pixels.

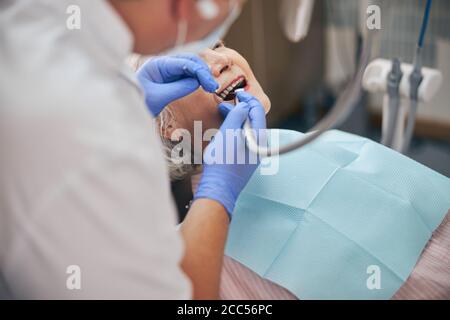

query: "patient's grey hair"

left=128, top=54, right=199, bottom=181
left=157, top=106, right=201, bottom=181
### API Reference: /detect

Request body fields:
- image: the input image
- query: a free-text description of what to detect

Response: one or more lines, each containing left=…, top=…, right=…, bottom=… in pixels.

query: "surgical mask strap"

left=175, top=0, right=238, bottom=48
left=174, top=0, right=219, bottom=49
left=165, top=0, right=241, bottom=56
left=175, top=20, right=188, bottom=48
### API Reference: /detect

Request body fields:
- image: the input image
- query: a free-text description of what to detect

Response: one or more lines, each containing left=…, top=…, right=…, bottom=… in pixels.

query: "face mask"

left=226, top=129, right=450, bottom=300
left=163, top=1, right=241, bottom=55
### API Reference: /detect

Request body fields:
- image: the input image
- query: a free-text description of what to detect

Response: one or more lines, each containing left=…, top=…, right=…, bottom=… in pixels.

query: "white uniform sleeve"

left=1, top=78, right=192, bottom=299
left=2, top=81, right=192, bottom=299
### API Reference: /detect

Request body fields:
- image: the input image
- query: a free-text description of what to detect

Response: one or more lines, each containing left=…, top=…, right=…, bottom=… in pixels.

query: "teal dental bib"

left=225, top=129, right=450, bottom=300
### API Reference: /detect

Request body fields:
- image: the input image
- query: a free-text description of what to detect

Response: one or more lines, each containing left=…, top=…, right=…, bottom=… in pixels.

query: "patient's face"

left=163, top=42, right=271, bottom=142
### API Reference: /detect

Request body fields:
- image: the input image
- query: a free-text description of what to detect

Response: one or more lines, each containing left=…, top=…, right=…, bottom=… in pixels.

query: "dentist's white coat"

left=0, top=0, right=191, bottom=299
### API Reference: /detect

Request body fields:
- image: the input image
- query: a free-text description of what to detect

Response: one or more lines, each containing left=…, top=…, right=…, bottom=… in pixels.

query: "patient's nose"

left=209, top=52, right=233, bottom=77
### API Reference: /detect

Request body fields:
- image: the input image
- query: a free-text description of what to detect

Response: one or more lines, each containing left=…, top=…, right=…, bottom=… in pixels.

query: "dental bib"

left=225, top=129, right=450, bottom=300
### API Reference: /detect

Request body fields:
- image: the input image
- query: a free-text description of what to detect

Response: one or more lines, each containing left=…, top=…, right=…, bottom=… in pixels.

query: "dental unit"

left=363, top=59, right=442, bottom=153
left=363, top=0, right=441, bottom=154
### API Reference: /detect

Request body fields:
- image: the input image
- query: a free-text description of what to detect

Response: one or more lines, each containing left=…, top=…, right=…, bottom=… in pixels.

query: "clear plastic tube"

left=242, top=29, right=377, bottom=157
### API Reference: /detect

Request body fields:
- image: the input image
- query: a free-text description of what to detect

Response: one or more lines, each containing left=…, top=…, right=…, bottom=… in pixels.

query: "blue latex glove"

left=137, top=54, right=219, bottom=116
left=194, top=91, right=267, bottom=218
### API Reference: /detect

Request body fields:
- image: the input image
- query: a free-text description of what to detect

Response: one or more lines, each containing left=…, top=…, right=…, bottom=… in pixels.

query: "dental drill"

left=233, top=88, right=267, bottom=156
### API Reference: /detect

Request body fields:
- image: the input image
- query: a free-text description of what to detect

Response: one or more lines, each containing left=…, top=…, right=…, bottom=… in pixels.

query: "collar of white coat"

left=80, top=0, right=134, bottom=61
left=81, top=0, right=143, bottom=92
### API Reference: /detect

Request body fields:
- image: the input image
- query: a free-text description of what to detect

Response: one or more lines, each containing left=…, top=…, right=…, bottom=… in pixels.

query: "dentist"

left=0, top=0, right=266, bottom=299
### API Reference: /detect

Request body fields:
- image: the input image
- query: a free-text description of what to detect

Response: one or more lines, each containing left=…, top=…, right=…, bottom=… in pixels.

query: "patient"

left=155, top=40, right=271, bottom=180
left=133, top=43, right=450, bottom=300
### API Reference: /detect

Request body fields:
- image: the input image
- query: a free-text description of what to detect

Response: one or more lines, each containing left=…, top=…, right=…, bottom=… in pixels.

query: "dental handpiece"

left=234, top=89, right=272, bottom=157
left=234, top=88, right=245, bottom=105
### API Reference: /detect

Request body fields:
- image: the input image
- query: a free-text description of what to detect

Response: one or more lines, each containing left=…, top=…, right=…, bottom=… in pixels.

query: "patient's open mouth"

left=216, top=76, right=247, bottom=101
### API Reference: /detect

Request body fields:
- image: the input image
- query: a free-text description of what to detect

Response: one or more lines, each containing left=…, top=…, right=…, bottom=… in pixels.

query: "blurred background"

left=223, top=0, right=450, bottom=177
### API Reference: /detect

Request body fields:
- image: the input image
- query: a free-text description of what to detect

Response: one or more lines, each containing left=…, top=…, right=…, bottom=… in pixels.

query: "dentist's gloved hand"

left=194, top=91, right=267, bottom=219
left=137, top=54, right=219, bottom=117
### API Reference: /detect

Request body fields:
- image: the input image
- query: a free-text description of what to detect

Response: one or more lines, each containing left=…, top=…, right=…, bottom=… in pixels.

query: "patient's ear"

left=157, top=106, right=181, bottom=142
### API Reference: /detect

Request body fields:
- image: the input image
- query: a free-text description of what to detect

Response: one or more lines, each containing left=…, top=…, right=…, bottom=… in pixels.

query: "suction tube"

left=243, top=29, right=377, bottom=157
